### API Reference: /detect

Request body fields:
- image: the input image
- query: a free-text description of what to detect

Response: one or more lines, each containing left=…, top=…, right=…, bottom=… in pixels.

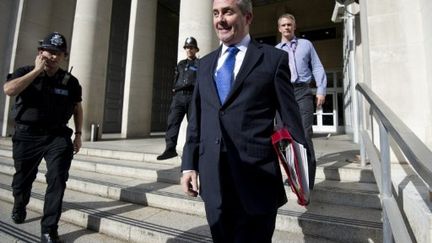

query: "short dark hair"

left=237, top=0, right=253, bottom=15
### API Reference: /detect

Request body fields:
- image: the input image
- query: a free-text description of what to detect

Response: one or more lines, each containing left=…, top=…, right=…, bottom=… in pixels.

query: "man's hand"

left=73, top=135, right=82, bottom=154
left=316, top=95, right=325, bottom=108
left=3, top=54, right=46, bottom=96
left=34, top=54, right=47, bottom=73
left=181, top=170, right=199, bottom=197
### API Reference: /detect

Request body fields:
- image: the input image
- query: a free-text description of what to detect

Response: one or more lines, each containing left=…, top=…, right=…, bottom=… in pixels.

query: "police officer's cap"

left=38, top=32, right=68, bottom=54
left=183, top=37, right=199, bottom=50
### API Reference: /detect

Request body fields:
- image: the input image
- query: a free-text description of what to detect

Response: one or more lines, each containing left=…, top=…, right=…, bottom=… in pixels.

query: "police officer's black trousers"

left=11, top=128, right=73, bottom=233
left=164, top=93, right=192, bottom=149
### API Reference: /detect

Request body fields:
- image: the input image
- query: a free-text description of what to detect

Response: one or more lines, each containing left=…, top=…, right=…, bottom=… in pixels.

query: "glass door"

left=311, top=71, right=344, bottom=133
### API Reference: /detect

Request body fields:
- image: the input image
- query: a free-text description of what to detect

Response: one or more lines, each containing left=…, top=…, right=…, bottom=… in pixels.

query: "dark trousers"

left=204, top=154, right=277, bottom=243
left=294, top=84, right=317, bottom=186
left=11, top=127, right=73, bottom=233
left=164, top=92, right=192, bottom=149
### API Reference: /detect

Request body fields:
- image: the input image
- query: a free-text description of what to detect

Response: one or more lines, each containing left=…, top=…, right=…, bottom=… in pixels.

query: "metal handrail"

left=356, top=83, right=432, bottom=243
left=356, top=83, right=432, bottom=187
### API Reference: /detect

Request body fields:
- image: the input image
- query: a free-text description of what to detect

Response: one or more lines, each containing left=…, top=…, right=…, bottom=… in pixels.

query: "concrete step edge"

left=0, top=220, right=40, bottom=242
left=0, top=144, right=373, bottom=171
left=0, top=158, right=381, bottom=210
left=0, top=167, right=383, bottom=227
left=0, top=145, right=373, bottom=171
left=0, top=181, right=381, bottom=243
left=0, top=183, right=212, bottom=243
left=0, top=149, right=376, bottom=184
left=0, top=199, right=128, bottom=243
left=0, top=143, right=178, bottom=165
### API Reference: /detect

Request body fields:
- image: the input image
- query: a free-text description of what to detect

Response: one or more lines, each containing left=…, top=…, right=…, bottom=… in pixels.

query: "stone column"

left=0, top=0, right=22, bottom=137
left=68, top=0, right=112, bottom=141
left=176, top=0, right=218, bottom=153
left=121, top=0, right=157, bottom=138
left=178, top=0, right=218, bottom=59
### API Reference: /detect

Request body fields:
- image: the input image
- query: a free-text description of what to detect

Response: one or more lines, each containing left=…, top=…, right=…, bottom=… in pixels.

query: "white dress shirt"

left=215, top=34, right=251, bottom=80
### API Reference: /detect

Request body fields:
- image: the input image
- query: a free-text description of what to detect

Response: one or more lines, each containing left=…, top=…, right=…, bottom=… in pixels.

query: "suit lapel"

left=223, top=40, right=263, bottom=106
left=206, top=46, right=223, bottom=107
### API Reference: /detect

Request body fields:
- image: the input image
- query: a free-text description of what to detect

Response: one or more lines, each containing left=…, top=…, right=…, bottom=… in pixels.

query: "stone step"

left=0, top=139, right=373, bottom=182
left=0, top=198, right=128, bottom=243
left=0, top=138, right=179, bottom=165
left=0, top=173, right=339, bottom=243
left=0, top=166, right=382, bottom=243
left=0, top=155, right=380, bottom=210
left=0, top=144, right=377, bottom=185
left=316, top=160, right=376, bottom=183
left=0, top=158, right=381, bottom=213
left=0, top=137, right=383, bottom=242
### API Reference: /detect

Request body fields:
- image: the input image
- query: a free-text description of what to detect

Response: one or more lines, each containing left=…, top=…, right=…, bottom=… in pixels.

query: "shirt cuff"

left=316, top=87, right=326, bottom=96
left=182, top=170, right=196, bottom=173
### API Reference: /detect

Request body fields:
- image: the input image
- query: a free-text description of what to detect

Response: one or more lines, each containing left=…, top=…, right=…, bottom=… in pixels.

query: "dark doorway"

left=102, top=0, right=131, bottom=133
left=151, top=2, right=179, bottom=132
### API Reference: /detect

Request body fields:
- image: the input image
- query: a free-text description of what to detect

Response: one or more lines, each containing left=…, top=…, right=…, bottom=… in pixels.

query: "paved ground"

left=0, top=133, right=360, bottom=158
left=81, top=133, right=361, bottom=164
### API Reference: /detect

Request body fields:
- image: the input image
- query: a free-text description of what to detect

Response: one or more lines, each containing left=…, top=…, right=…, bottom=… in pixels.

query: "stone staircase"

left=0, top=136, right=383, bottom=242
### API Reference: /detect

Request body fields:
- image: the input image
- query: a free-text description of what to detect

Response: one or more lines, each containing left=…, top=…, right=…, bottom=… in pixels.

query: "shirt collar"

left=279, top=36, right=297, bottom=48
left=220, top=34, right=251, bottom=56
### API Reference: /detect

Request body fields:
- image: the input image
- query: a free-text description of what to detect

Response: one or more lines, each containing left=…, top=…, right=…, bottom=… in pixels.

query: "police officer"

left=4, top=32, right=83, bottom=243
left=157, top=37, right=199, bottom=160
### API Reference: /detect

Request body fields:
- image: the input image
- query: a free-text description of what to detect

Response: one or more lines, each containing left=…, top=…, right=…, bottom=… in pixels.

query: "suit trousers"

left=204, top=153, right=277, bottom=243
left=11, top=127, right=73, bottom=233
left=293, top=83, right=316, bottom=186
left=164, top=92, right=192, bottom=149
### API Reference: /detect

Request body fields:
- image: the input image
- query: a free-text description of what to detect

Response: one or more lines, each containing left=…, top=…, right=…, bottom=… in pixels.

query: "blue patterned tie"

left=215, top=46, right=239, bottom=104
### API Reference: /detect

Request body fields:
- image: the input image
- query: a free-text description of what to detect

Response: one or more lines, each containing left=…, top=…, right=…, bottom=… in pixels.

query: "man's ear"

left=246, top=12, right=253, bottom=25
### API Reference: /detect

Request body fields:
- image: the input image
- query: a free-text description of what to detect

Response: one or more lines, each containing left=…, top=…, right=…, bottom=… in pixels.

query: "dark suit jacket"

left=182, top=39, right=310, bottom=214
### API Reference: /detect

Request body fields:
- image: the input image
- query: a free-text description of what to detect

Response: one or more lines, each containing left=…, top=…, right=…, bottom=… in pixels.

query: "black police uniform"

left=7, top=65, right=82, bottom=234
left=164, top=58, right=198, bottom=151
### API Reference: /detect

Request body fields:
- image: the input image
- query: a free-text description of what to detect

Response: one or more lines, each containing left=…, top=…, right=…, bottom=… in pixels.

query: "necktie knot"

left=227, top=46, right=239, bottom=56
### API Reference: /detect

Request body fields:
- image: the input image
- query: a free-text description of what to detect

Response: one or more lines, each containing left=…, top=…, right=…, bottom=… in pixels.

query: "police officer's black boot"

left=157, top=148, right=178, bottom=160
left=11, top=207, right=26, bottom=224
left=41, top=230, right=61, bottom=243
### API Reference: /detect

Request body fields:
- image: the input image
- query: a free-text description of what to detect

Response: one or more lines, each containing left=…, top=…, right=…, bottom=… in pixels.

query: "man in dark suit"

left=181, top=0, right=311, bottom=242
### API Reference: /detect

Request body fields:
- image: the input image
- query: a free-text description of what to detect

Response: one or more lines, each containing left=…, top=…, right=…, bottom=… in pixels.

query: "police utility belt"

left=15, top=123, right=67, bottom=135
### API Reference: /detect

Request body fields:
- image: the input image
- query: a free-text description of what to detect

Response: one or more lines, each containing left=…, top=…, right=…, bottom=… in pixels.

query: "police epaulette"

left=61, top=66, right=73, bottom=85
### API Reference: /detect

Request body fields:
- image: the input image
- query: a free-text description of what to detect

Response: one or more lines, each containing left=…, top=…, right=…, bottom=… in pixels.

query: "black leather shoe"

left=41, top=231, right=62, bottom=243
left=11, top=208, right=26, bottom=224
left=157, top=149, right=178, bottom=160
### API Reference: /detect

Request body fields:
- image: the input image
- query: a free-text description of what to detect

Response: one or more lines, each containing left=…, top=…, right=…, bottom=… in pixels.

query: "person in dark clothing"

left=157, top=37, right=199, bottom=160
left=4, top=32, right=83, bottom=243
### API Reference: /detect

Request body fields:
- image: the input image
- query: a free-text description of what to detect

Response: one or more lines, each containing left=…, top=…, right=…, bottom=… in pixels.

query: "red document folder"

left=272, top=128, right=310, bottom=206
